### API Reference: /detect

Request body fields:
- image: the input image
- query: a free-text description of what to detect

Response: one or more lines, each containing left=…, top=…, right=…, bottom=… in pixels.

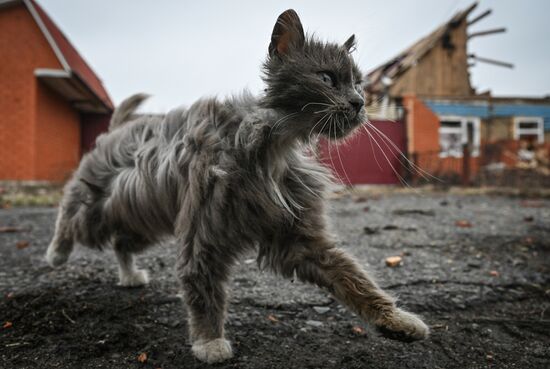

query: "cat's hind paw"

left=45, top=246, right=70, bottom=268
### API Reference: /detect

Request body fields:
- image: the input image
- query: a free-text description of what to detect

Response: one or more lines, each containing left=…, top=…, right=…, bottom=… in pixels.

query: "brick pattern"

left=0, top=4, right=80, bottom=181
left=35, top=82, right=81, bottom=181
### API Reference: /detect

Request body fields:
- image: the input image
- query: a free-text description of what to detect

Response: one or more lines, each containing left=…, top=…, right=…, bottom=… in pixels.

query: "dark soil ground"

left=1, top=192, right=549, bottom=369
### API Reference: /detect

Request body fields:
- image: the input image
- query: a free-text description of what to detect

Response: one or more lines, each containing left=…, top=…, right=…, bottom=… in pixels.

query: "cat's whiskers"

left=321, top=92, right=339, bottom=107
left=325, top=114, right=339, bottom=182
left=269, top=111, right=300, bottom=137
left=314, top=107, right=333, bottom=114
left=307, top=112, right=331, bottom=145
left=363, top=121, right=413, bottom=181
left=331, top=115, right=353, bottom=186
left=364, top=120, right=441, bottom=182
left=359, top=122, right=384, bottom=171
left=360, top=122, right=410, bottom=187
left=301, top=102, right=332, bottom=111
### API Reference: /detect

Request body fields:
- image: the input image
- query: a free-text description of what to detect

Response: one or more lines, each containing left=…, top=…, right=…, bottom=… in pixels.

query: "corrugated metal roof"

left=424, top=99, right=550, bottom=131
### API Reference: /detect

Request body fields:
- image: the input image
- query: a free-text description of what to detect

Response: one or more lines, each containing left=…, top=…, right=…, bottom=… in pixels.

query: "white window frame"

left=513, top=116, right=544, bottom=144
left=438, top=115, right=481, bottom=158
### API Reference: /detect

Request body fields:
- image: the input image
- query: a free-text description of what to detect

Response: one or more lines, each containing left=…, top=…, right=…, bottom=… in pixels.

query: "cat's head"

left=261, top=9, right=366, bottom=141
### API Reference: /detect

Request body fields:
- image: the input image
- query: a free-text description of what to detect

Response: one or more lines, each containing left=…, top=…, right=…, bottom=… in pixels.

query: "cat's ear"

left=269, top=9, right=305, bottom=57
left=344, top=34, right=356, bottom=52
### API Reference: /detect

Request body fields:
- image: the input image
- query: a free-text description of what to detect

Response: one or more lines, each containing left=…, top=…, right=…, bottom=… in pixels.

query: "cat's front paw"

left=375, top=308, right=429, bottom=342
left=192, top=338, right=233, bottom=364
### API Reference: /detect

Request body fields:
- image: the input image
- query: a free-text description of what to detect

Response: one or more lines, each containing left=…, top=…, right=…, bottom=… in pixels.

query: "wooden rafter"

left=468, top=54, right=514, bottom=69
left=467, top=9, right=492, bottom=26
left=468, top=28, right=506, bottom=39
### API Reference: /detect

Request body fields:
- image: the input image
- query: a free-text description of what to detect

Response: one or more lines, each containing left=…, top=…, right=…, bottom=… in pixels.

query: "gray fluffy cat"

left=46, top=9, right=429, bottom=364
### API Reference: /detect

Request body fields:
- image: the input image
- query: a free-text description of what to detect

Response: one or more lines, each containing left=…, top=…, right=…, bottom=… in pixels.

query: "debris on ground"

left=137, top=352, right=147, bottom=363
left=363, top=226, right=379, bottom=235
left=520, top=200, right=544, bottom=208
left=385, top=256, right=402, bottom=267
left=305, top=320, right=323, bottom=328
left=0, top=226, right=23, bottom=233
left=313, top=306, right=330, bottom=314
left=455, top=220, right=473, bottom=228
left=15, top=241, right=29, bottom=250
left=351, top=326, right=366, bottom=335
left=364, top=225, right=416, bottom=234
left=392, top=209, right=435, bottom=216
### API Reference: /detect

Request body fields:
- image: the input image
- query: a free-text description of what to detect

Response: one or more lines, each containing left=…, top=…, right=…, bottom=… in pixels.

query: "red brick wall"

left=403, top=95, right=479, bottom=177
left=403, top=95, right=440, bottom=154
left=0, top=3, right=81, bottom=181
left=35, top=82, right=81, bottom=181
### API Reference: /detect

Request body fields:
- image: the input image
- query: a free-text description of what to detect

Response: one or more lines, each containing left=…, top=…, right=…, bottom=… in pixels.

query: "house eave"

left=0, top=0, right=20, bottom=10
left=35, top=68, right=111, bottom=114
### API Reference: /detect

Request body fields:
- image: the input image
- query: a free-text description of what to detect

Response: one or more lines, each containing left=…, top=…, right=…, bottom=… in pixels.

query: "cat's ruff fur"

left=46, top=9, right=428, bottom=364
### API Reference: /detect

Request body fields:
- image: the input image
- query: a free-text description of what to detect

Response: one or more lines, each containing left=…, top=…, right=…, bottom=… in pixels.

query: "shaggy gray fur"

left=46, top=9, right=428, bottom=364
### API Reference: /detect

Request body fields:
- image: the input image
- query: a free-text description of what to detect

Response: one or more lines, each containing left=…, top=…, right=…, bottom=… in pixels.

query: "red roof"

left=27, top=0, right=113, bottom=110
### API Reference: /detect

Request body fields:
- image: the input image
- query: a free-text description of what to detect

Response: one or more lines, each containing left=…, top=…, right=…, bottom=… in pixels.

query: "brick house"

left=0, top=0, right=113, bottom=182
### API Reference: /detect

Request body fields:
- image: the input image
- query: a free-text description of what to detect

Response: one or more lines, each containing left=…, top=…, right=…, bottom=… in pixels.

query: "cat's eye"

left=317, top=72, right=336, bottom=87
left=354, top=82, right=363, bottom=92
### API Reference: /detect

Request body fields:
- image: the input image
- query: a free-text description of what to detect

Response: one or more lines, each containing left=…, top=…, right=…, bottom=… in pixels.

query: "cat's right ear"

left=269, top=9, right=305, bottom=57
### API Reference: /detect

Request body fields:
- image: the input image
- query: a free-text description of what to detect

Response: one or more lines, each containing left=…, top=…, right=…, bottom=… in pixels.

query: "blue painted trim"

left=424, top=100, right=550, bottom=131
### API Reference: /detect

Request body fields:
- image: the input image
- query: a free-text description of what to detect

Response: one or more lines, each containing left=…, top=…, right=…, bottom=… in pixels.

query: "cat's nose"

left=349, top=98, right=364, bottom=113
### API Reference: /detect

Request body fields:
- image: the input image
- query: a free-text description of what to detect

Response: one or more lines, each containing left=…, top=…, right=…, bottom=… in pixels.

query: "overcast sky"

left=39, top=0, right=550, bottom=112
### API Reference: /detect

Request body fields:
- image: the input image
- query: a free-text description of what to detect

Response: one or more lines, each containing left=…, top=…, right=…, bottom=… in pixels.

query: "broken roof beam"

left=468, top=54, right=514, bottom=69
left=467, top=9, right=492, bottom=26
left=468, top=27, right=506, bottom=39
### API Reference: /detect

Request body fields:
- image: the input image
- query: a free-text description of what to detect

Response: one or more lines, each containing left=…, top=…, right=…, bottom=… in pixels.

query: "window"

left=513, top=117, right=544, bottom=144
left=438, top=116, right=480, bottom=157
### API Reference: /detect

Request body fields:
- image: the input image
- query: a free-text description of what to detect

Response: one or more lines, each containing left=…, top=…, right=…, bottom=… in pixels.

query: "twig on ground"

left=62, top=309, right=76, bottom=324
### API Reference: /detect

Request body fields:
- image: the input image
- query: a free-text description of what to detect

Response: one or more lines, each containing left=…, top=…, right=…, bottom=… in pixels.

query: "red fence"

left=319, top=120, right=406, bottom=185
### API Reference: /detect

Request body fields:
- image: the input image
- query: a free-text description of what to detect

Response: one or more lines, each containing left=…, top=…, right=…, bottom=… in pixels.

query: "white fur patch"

left=118, top=269, right=149, bottom=287
left=45, top=245, right=69, bottom=268
left=192, top=338, right=233, bottom=364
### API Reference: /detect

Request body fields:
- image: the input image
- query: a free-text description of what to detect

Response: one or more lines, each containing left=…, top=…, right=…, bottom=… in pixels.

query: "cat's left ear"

left=269, top=9, right=305, bottom=57
left=344, top=34, right=356, bottom=52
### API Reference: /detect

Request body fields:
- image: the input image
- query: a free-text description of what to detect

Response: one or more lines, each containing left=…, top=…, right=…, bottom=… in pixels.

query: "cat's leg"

left=45, top=212, right=74, bottom=267
left=177, top=245, right=234, bottom=364
left=45, top=186, right=80, bottom=267
left=113, top=237, right=149, bottom=287
left=274, top=237, right=429, bottom=341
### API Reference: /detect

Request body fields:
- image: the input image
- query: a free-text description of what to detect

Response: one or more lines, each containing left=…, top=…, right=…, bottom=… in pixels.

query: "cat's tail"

left=109, top=93, right=150, bottom=131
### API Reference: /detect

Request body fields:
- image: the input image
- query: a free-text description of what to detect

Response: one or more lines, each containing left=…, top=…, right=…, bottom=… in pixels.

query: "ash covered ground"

left=1, top=192, right=549, bottom=368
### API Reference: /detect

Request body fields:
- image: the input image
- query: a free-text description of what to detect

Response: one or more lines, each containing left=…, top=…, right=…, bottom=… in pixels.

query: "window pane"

left=440, top=120, right=461, bottom=129
left=440, top=131, right=463, bottom=157
left=518, top=121, right=540, bottom=129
